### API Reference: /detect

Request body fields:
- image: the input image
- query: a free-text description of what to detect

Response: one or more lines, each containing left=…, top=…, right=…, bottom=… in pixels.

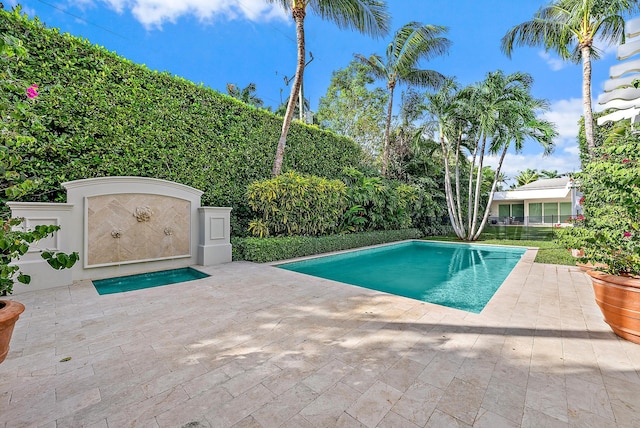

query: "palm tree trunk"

left=469, top=134, right=486, bottom=239
left=581, top=45, right=595, bottom=157
left=439, top=130, right=465, bottom=238
left=466, top=137, right=480, bottom=239
left=272, top=6, right=306, bottom=177
left=453, top=136, right=465, bottom=235
left=472, top=144, right=509, bottom=240
left=382, top=83, right=395, bottom=176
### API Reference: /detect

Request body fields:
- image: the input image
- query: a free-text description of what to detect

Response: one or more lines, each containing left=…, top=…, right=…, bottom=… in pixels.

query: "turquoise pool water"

left=92, top=267, right=210, bottom=295
left=277, top=241, right=526, bottom=313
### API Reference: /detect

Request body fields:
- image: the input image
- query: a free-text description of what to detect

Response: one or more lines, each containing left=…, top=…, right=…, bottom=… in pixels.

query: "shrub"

left=341, top=168, right=420, bottom=231
left=246, top=171, right=348, bottom=237
left=0, top=9, right=363, bottom=235
left=232, top=229, right=423, bottom=263
left=557, top=123, right=640, bottom=276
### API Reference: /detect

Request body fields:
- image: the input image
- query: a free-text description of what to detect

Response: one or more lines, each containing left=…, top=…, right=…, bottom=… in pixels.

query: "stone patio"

left=1, top=249, right=639, bottom=427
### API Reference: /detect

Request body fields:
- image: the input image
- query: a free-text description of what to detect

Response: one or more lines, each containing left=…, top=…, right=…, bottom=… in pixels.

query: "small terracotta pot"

left=0, top=300, right=26, bottom=364
left=587, top=270, right=640, bottom=344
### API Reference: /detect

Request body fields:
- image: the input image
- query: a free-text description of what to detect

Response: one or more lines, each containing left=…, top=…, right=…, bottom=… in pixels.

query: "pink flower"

left=26, top=84, right=39, bottom=99
left=622, top=159, right=630, bottom=164
left=624, top=231, right=632, bottom=238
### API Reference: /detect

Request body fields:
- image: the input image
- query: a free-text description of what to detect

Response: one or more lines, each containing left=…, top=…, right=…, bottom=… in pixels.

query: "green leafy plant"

left=556, top=123, right=640, bottom=276
left=338, top=205, right=367, bottom=233
left=232, top=228, right=423, bottom=263
left=0, top=21, right=78, bottom=295
left=0, top=218, right=79, bottom=295
left=246, top=171, right=348, bottom=237
left=341, top=167, right=419, bottom=231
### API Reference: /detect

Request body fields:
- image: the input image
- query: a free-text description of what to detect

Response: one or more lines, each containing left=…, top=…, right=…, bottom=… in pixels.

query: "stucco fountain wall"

left=8, top=177, right=232, bottom=293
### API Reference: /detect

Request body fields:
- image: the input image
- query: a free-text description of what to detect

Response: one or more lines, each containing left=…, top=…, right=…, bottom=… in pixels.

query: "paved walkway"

left=1, top=250, right=639, bottom=427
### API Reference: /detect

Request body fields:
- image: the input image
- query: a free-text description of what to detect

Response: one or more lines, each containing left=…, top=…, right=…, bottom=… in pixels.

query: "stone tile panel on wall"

left=87, top=194, right=190, bottom=266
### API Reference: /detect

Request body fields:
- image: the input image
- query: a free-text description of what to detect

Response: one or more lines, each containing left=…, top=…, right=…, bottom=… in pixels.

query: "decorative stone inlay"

left=133, top=206, right=153, bottom=222
left=87, top=194, right=190, bottom=266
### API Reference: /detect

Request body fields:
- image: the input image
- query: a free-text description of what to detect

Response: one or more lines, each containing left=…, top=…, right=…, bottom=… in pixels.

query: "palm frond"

left=311, top=0, right=390, bottom=38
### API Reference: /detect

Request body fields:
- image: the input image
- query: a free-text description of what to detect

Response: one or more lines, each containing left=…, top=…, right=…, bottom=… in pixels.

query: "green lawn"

left=424, top=236, right=577, bottom=266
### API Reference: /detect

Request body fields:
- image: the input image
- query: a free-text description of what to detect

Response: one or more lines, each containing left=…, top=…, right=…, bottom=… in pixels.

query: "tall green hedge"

left=0, top=9, right=363, bottom=234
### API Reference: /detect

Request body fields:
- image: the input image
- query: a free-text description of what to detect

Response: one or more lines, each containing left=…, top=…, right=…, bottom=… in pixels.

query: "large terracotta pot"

left=588, top=270, right=640, bottom=344
left=0, top=299, right=26, bottom=364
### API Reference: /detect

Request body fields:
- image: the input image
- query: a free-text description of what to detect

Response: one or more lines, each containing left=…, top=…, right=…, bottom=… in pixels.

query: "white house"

left=489, top=177, right=581, bottom=226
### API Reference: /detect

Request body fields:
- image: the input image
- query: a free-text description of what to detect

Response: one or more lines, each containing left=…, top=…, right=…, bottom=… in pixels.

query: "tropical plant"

left=514, top=168, right=540, bottom=186
left=316, top=60, right=388, bottom=162
left=226, top=82, right=264, bottom=108
left=267, top=0, right=390, bottom=177
left=540, top=169, right=562, bottom=179
left=246, top=171, right=348, bottom=237
left=426, top=71, right=557, bottom=241
left=501, top=0, right=640, bottom=157
left=0, top=218, right=79, bottom=295
left=341, top=167, right=419, bottom=231
left=556, top=122, right=640, bottom=276
left=355, top=21, right=451, bottom=176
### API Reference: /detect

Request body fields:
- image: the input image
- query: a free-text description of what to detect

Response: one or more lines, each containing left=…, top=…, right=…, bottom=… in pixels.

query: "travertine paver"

left=1, top=248, right=640, bottom=427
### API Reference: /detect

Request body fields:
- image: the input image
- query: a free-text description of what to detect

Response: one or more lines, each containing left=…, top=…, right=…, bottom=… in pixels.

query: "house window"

left=498, top=204, right=510, bottom=221
left=560, top=202, right=572, bottom=222
left=544, top=203, right=558, bottom=223
left=498, top=203, right=524, bottom=223
left=512, top=204, right=524, bottom=222
left=529, top=203, right=542, bottom=224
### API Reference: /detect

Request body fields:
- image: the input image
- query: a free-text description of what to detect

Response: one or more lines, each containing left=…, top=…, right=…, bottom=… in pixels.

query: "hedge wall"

left=232, top=228, right=424, bottom=263
left=1, top=9, right=363, bottom=234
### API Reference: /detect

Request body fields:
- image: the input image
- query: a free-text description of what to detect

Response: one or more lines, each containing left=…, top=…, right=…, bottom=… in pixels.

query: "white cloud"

left=484, top=151, right=581, bottom=182
left=540, top=97, right=583, bottom=144
left=89, top=0, right=288, bottom=29
left=538, top=51, right=567, bottom=71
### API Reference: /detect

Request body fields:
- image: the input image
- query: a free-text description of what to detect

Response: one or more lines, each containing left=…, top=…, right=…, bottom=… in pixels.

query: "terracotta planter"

left=0, top=300, right=26, bottom=364
left=587, top=270, right=640, bottom=344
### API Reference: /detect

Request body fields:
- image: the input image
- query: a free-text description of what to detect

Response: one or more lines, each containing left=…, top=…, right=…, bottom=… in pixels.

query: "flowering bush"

left=557, top=123, right=640, bottom=276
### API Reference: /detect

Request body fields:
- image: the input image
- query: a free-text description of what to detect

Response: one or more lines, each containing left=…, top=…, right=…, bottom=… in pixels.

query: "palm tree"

left=515, top=168, right=540, bottom=186
left=355, top=22, right=451, bottom=176
left=226, top=82, right=264, bottom=108
left=501, top=0, right=640, bottom=157
left=427, top=71, right=556, bottom=240
left=540, top=169, right=561, bottom=179
left=267, top=0, right=390, bottom=177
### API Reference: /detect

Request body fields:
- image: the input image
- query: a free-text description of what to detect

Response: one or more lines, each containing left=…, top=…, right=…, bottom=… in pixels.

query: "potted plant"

left=0, top=218, right=79, bottom=363
left=557, top=123, right=640, bottom=344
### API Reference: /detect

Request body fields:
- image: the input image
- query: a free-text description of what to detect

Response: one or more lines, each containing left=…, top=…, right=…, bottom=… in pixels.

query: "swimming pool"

left=277, top=241, right=526, bottom=313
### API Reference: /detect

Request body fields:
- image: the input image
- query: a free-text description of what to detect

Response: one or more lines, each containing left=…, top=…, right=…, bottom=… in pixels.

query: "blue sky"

left=9, top=0, right=631, bottom=178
